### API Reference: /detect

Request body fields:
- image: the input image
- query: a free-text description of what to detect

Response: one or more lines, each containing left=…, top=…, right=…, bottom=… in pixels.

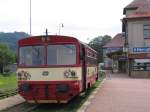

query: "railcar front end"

left=17, top=35, right=98, bottom=103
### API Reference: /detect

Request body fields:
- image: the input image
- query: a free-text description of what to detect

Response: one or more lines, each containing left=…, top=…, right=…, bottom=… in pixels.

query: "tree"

left=0, top=43, right=15, bottom=73
left=88, top=35, right=111, bottom=63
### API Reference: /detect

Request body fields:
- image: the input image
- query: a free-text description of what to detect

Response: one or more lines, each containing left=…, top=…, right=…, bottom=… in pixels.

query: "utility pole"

left=30, top=0, right=32, bottom=36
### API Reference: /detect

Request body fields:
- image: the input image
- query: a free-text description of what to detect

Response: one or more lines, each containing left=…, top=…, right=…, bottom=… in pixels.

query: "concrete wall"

left=131, top=71, right=150, bottom=78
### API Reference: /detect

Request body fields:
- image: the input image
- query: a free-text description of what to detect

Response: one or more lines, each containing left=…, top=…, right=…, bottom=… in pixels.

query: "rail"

left=24, top=105, right=38, bottom=112
left=0, top=89, right=18, bottom=99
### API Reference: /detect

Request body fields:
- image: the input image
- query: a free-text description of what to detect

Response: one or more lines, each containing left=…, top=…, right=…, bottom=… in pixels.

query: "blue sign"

left=133, top=47, right=150, bottom=52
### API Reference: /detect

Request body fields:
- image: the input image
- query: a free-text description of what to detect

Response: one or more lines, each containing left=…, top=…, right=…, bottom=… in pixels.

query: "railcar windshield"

left=47, top=44, right=76, bottom=65
left=19, top=46, right=45, bottom=66
left=19, top=44, right=76, bottom=66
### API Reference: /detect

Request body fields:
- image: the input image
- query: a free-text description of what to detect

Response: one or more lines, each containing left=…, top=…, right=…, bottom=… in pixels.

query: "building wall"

left=131, top=71, right=150, bottom=78
left=127, top=19, right=150, bottom=77
left=124, top=1, right=150, bottom=77
left=127, top=19, right=150, bottom=53
left=145, top=39, right=150, bottom=46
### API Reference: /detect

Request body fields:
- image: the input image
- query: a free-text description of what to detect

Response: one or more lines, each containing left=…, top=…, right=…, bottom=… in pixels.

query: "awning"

left=134, top=59, right=150, bottom=63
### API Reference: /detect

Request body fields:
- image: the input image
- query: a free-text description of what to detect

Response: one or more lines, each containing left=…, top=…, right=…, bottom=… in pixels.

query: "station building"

left=103, top=33, right=127, bottom=73
left=122, top=0, right=150, bottom=77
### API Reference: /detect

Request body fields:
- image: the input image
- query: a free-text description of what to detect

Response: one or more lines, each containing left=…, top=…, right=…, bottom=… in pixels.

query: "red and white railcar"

left=17, top=35, right=98, bottom=103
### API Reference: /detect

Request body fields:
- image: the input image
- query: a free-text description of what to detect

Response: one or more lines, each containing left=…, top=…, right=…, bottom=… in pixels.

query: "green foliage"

left=0, top=32, right=28, bottom=73
left=0, top=74, right=17, bottom=91
left=0, top=43, right=15, bottom=73
left=99, top=70, right=106, bottom=78
left=88, top=35, right=112, bottom=63
left=0, top=32, right=29, bottom=51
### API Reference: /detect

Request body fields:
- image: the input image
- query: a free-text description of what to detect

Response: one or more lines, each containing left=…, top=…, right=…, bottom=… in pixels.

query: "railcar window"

left=47, top=44, right=76, bottom=65
left=19, top=46, right=45, bottom=66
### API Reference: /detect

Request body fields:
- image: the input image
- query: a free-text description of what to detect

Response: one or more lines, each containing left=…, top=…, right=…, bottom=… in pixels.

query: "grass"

left=32, top=80, right=102, bottom=112
left=0, top=73, right=17, bottom=92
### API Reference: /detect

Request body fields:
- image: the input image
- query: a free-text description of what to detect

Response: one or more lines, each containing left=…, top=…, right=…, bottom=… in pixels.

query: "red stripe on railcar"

left=18, top=80, right=82, bottom=103
left=18, top=35, right=79, bottom=46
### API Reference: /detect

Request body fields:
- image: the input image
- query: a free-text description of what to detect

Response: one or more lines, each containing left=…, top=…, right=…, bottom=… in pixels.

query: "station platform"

left=85, top=73, right=150, bottom=112
left=0, top=94, right=25, bottom=111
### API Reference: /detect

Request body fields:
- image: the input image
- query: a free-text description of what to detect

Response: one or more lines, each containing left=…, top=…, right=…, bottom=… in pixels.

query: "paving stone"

left=0, top=94, right=25, bottom=111
left=86, top=73, right=150, bottom=112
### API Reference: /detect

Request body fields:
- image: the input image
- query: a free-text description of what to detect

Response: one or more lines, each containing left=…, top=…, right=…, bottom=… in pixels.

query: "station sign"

left=133, top=47, right=150, bottom=52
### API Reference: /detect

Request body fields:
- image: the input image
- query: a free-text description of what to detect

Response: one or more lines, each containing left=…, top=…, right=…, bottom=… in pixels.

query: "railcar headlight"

left=20, top=83, right=30, bottom=92
left=56, top=84, right=69, bottom=93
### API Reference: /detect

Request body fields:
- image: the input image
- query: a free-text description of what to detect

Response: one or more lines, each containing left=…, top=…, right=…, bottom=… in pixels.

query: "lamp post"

left=29, top=0, right=32, bottom=36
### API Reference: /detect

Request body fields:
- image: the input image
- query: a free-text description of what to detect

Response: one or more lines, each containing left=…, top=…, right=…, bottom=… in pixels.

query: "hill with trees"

left=0, top=32, right=29, bottom=52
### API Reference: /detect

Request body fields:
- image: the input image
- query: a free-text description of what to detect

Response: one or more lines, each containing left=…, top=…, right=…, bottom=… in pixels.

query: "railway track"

left=1, top=102, right=38, bottom=112
left=0, top=89, right=18, bottom=99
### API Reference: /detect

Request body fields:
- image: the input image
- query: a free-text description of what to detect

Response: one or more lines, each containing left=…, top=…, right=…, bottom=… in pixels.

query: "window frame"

left=18, top=43, right=79, bottom=68
left=47, top=44, right=77, bottom=66
left=143, top=25, right=150, bottom=39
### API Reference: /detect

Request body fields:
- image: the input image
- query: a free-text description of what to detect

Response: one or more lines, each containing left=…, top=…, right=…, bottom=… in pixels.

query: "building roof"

left=124, top=0, right=145, bottom=10
left=123, top=0, right=150, bottom=18
left=103, top=33, right=125, bottom=48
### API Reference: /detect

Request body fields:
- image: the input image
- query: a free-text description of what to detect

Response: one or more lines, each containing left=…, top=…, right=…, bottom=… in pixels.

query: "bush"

left=99, top=70, right=106, bottom=78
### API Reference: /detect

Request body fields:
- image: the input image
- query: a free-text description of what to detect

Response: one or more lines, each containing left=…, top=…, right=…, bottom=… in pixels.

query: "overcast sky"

left=0, top=0, right=133, bottom=42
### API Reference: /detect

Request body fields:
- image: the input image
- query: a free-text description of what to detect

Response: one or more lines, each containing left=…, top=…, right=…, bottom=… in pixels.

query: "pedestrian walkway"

left=86, top=73, right=150, bottom=112
left=0, top=94, right=25, bottom=111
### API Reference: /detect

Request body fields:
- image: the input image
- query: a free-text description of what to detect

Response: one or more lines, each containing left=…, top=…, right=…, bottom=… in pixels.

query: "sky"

left=0, top=0, right=133, bottom=42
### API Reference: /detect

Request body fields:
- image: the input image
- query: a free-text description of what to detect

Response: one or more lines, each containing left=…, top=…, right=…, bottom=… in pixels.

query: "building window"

left=132, top=59, right=150, bottom=71
left=144, top=25, right=150, bottom=39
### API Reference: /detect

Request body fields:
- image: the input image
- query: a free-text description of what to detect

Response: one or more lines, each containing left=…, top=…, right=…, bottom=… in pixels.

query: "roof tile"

left=103, top=33, right=125, bottom=48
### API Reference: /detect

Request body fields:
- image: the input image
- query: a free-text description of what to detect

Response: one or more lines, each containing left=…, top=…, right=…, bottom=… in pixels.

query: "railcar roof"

left=18, top=35, right=79, bottom=44
left=18, top=35, right=97, bottom=53
left=19, top=35, right=78, bottom=41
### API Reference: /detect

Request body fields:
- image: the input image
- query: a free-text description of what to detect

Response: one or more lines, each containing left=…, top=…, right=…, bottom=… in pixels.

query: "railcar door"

left=80, top=45, right=87, bottom=92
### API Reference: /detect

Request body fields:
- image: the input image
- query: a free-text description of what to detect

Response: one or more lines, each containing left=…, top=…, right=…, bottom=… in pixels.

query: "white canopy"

left=134, top=59, right=150, bottom=63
